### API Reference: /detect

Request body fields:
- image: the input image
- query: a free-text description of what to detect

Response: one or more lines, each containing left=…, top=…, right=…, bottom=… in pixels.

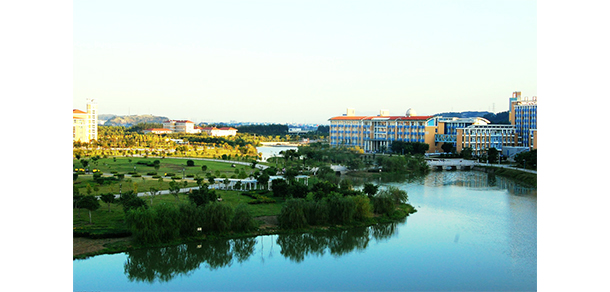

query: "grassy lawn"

left=74, top=190, right=284, bottom=232
left=73, top=157, right=259, bottom=194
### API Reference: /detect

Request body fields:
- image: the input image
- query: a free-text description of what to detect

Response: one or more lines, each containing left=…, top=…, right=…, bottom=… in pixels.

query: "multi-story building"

left=329, top=108, right=436, bottom=153
left=509, top=91, right=537, bottom=149
left=434, top=117, right=490, bottom=151
left=162, top=120, right=197, bottom=133
left=201, top=127, right=238, bottom=137
left=73, top=99, right=98, bottom=143
left=330, top=90, right=537, bottom=155
left=456, top=124, right=517, bottom=156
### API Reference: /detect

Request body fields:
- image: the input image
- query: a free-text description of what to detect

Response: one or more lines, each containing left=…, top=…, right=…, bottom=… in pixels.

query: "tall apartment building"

left=73, top=99, right=98, bottom=142
left=509, top=91, right=537, bottom=149
left=329, top=108, right=436, bottom=153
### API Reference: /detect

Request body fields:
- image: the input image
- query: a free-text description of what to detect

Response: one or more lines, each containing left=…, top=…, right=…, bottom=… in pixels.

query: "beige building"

left=162, top=120, right=197, bottom=133
left=73, top=99, right=98, bottom=143
left=456, top=124, right=517, bottom=156
left=201, top=127, right=238, bottom=137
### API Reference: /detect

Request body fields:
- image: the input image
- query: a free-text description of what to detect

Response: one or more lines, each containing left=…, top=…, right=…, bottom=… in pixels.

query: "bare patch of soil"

left=73, top=237, right=131, bottom=257
left=255, top=216, right=278, bottom=229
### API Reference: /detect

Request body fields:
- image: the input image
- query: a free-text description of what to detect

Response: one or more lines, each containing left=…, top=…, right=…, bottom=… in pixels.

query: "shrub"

left=125, top=207, right=159, bottom=244
left=187, top=160, right=195, bottom=167
left=352, top=195, right=373, bottom=221
left=202, top=203, right=233, bottom=233
left=278, top=199, right=308, bottom=229
left=232, top=204, right=256, bottom=232
left=303, top=200, right=329, bottom=226
left=146, top=172, right=157, bottom=176
left=327, top=193, right=355, bottom=225
left=178, top=203, right=205, bottom=238
left=153, top=203, right=180, bottom=242
left=371, top=195, right=394, bottom=215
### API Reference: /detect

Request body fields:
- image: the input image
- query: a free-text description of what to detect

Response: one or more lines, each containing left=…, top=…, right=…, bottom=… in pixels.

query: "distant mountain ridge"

left=101, top=114, right=169, bottom=126
left=434, top=111, right=492, bottom=118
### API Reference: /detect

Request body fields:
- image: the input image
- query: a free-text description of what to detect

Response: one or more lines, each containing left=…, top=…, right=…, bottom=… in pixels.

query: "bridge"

left=427, top=159, right=477, bottom=171
left=426, top=158, right=537, bottom=174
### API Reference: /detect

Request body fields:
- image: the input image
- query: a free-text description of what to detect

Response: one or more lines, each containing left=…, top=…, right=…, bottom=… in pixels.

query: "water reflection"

left=421, top=171, right=536, bottom=195
left=124, top=222, right=401, bottom=282
left=124, top=237, right=256, bottom=283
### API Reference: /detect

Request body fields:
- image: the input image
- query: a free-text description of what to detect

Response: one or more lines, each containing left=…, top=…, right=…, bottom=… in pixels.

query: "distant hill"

left=102, top=114, right=169, bottom=127
left=434, top=110, right=509, bottom=124
left=434, top=111, right=492, bottom=118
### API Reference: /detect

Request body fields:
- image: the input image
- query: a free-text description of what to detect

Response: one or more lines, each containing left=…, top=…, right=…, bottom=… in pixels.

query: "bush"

left=125, top=207, right=159, bottom=244
left=177, top=203, right=204, bottom=238
left=202, top=203, right=233, bottom=233
left=278, top=199, right=308, bottom=229
left=232, top=204, right=256, bottom=232
left=146, top=172, right=157, bottom=176
left=327, top=193, right=356, bottom=225
left=187, top=160, right=195, bottom=166
left=303, top=200, right=329, bottom=226
left=153, top=203, right=180, bottom=242
left=352, top=195, right=373, bottom=221
left=371, top=195, right=394, bottom=215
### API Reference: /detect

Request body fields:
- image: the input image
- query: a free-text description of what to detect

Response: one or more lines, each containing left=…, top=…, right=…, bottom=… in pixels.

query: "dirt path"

left=73, top=237, right=131, bottom=257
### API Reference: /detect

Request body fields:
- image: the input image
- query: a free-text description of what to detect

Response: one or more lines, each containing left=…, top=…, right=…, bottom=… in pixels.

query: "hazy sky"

left=73, top=0, right=536, bottom=125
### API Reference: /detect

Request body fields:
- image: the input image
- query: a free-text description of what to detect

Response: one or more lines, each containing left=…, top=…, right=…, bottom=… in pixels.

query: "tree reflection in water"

left=124, top=222, right=401, bottom=283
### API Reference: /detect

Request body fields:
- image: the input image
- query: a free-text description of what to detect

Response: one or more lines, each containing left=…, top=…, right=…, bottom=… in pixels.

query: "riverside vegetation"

left=74, top=144, right=425, bottom=258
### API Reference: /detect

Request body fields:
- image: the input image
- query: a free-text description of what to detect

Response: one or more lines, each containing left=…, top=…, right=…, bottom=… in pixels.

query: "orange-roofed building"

left=329, top=108, right=438, bottom=153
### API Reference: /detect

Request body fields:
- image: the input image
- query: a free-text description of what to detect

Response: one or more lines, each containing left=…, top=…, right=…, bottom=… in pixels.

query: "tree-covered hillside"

left=103, top=115, right=169, bottom=126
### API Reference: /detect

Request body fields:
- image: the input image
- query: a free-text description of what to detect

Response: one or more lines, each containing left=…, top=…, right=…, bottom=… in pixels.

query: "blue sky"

left=73, top=0, right=536, bottom=124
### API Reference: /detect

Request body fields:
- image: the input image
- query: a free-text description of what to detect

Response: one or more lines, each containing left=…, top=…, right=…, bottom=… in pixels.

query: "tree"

left=256, top=172, right=270, bottom=190
left=79, top=195, right=100, bottom=224
left=100, top=193, right=115, bottom=212
left=271, top=179, right=289, bottom=197
left=168, top=180, right=182, bottom=202
left=487, top=147, right=499, bottom=164
left=363, top=183, right=379, bottom=198
left=147, top=187, right=160, bottom=205
left=441, top=142, right=454, bottom=154
left=460, top=147, right=473, bottom=160
left=119, top=191, right=148, bottom=213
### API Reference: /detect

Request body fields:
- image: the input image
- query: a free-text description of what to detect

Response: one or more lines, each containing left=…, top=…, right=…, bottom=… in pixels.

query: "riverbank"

left=74, top=204, right=415, bottom=259
left=473, top=165, right=537, bottom=187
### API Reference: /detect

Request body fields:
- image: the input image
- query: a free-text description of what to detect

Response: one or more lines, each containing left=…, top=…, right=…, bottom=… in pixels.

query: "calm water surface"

left=73, top=171, right=536, bottom=291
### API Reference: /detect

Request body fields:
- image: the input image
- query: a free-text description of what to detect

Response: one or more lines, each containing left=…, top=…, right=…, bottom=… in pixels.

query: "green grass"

left=73, top=157, right=258, bottom=194
left=74, top=191, right=284, bottom=233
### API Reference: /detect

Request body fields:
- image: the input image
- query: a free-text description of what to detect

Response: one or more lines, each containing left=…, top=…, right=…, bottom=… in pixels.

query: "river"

left=73, top=171, right=536, bottom=291
left=256, top=146, right=298, bottom=162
